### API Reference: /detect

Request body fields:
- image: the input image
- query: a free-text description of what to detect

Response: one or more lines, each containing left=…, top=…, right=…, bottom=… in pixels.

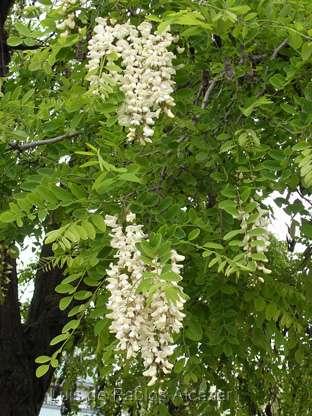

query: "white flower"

left=126, top=212, right=136, bottom=223
left=105, top=211, right=186, bottom=384
left=55, top=0, right=82, bottom=34
left=104, top=215, right=118, bottom=228
left=143, top=126, right=154, bottom=138
left=86, top=20, right=176, bottom=144
left=171, top=249, right=185, bottom=263
left=143, top=365, right=157, bottom=378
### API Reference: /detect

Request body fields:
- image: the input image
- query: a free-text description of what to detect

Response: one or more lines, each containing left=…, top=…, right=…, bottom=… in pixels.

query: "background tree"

left=0, top=1, right=312, bottom=415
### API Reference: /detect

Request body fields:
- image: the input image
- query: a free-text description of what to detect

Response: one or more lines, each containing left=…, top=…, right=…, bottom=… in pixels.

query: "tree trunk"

left=0, top=244, right=66, bottom=416
left=0, top=0, right=14, bottom=76
left=0, top=3, right=69, bottom=415
left=0, top=246, right=29, bottom=415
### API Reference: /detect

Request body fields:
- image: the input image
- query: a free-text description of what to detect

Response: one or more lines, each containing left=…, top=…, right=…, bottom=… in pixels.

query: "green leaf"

left=55, top=283, right=75, bottom=294
left=174, top=359, right=185, bottom=374
left=228, top=239, right=244, bottom=247
left=15, top=22, right=32, bottom=37
left=0, top=211, right=17, bottom=223
left=221, top=184, right=236, bottom=198
left=50, top=333, right=70, bottom=346
left=81, top=220, right=96, bottom=239
left=58, top=34, right=79, bottom=48
left=219, top=200, right=238, bottom=217
left=251, top=252, right=268, bottom=262
left=84, top=275, right=101, bottom=287
left=50, top=358, right=59, bottom=368
left=302, top=42, right=312, bottom=61
left=136, top=277, right=154, bottom=294
left=59, top=296, right=73, bottom=311
left=93, top=177, right=116, bottom=194
left=254, top=297, right=266, bottom=312
left=302, top=220, right=312, bottom=239
left=185, top=317, right=203, bottom=341
left=288, top=31, right=303, bottom=49
left=68, top=304, right=86, bottom=317
left=295, top=347, right=305, bottom=364
left=188, top=228, right=200, bottom=241
left=208, top=257, right=220, bottom=268
left=119, top=173, right=142, bottom=183
left=94, top=320, right=107, bottom=336
left=265, top=303, right=279, bottom=321
left=159, top=10, right=211, bottom=30
left=62, top=319, right=80, bottom=333
left=91, top=214, right=106, bottom=232
left=62, top=274, right=81, bottom=284
left=45, top=229, right=61, bottom=244
left=157, top=404, right=171, bottom=416
left=74, top=224, right=89, bottom=240
left=247, top=227, right=266, bottom=237
left=35, top=356, right=51, bottom=364
left=269, top=74, right=286, bottom=89
left=240, top=96, right=272, bottom=116
left=74, top=290, right=92, bottom=301
left=161, top=271, right=181, bottom=282
left=7, top=36, right=22, bottom=46
left=36, top=365, right=50, bottom=378
left=164, top=286, right=181, bottom=304
left=203, top=242, right=224, bottom=250
left=223, top=229, right=243, bottom=241
left=229, top=5, right=250, bottom=14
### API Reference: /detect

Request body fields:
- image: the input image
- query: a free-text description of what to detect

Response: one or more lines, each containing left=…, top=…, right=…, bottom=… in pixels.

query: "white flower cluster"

left=240, top=205, right=271, bottom=275
left=104, top=212, right=186, bottom=385
left=56, top=13, right=76, bottom=36
left=87, top=18, right=176, bottom=144
left=55, top=0, right=81, bottom=37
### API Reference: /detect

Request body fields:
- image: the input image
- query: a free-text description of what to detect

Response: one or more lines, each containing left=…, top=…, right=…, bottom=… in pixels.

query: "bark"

left=0, top=4, right=70, bottom=415
left=0, top=248, right=26, bottom=415
left=0, top=0, right=14, bottom=76
left=0, top=244, right=66, bottom=416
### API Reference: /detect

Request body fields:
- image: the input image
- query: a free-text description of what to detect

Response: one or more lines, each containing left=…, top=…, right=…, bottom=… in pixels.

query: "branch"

left=8, top=43, right=44, bottom=51
left=271, top=38, right=288, bottom=60
left=255, top=38, right=288, bottom=98
left=8, top=132, right=80, bottom=151
left=201, top=78, right=218, bottom=109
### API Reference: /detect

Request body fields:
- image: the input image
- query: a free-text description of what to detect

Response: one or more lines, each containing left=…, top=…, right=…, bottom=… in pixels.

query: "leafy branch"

left=8, top=131, right=80, bottom=151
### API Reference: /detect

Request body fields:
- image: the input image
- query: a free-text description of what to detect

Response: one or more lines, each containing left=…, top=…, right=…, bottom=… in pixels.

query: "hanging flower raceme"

left=55, top=0, right=89, bottom=37
left=86, top=18, right=177, bottom=144
left=104, top=212, right=186, bottom=385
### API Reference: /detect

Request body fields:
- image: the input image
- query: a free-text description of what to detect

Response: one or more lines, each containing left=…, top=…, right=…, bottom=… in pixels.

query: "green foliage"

left=1, top=0, right=312, bottom=414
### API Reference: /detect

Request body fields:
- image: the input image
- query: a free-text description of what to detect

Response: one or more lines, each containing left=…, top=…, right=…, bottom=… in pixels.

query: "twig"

left=9, top=43, right=44, bottom=51
left=297, top=188, right=312, bottom=209
left=271, top=38, right=288, bottom=60
left=201, top=78, right=218, bottom=109
left=8, top=132, right=80, bottom=151
left=256, top=38, right=288, bottom=98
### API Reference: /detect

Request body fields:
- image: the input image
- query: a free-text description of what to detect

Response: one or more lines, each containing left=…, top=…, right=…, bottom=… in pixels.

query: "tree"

left=0, top=0, right=312, bottom=415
